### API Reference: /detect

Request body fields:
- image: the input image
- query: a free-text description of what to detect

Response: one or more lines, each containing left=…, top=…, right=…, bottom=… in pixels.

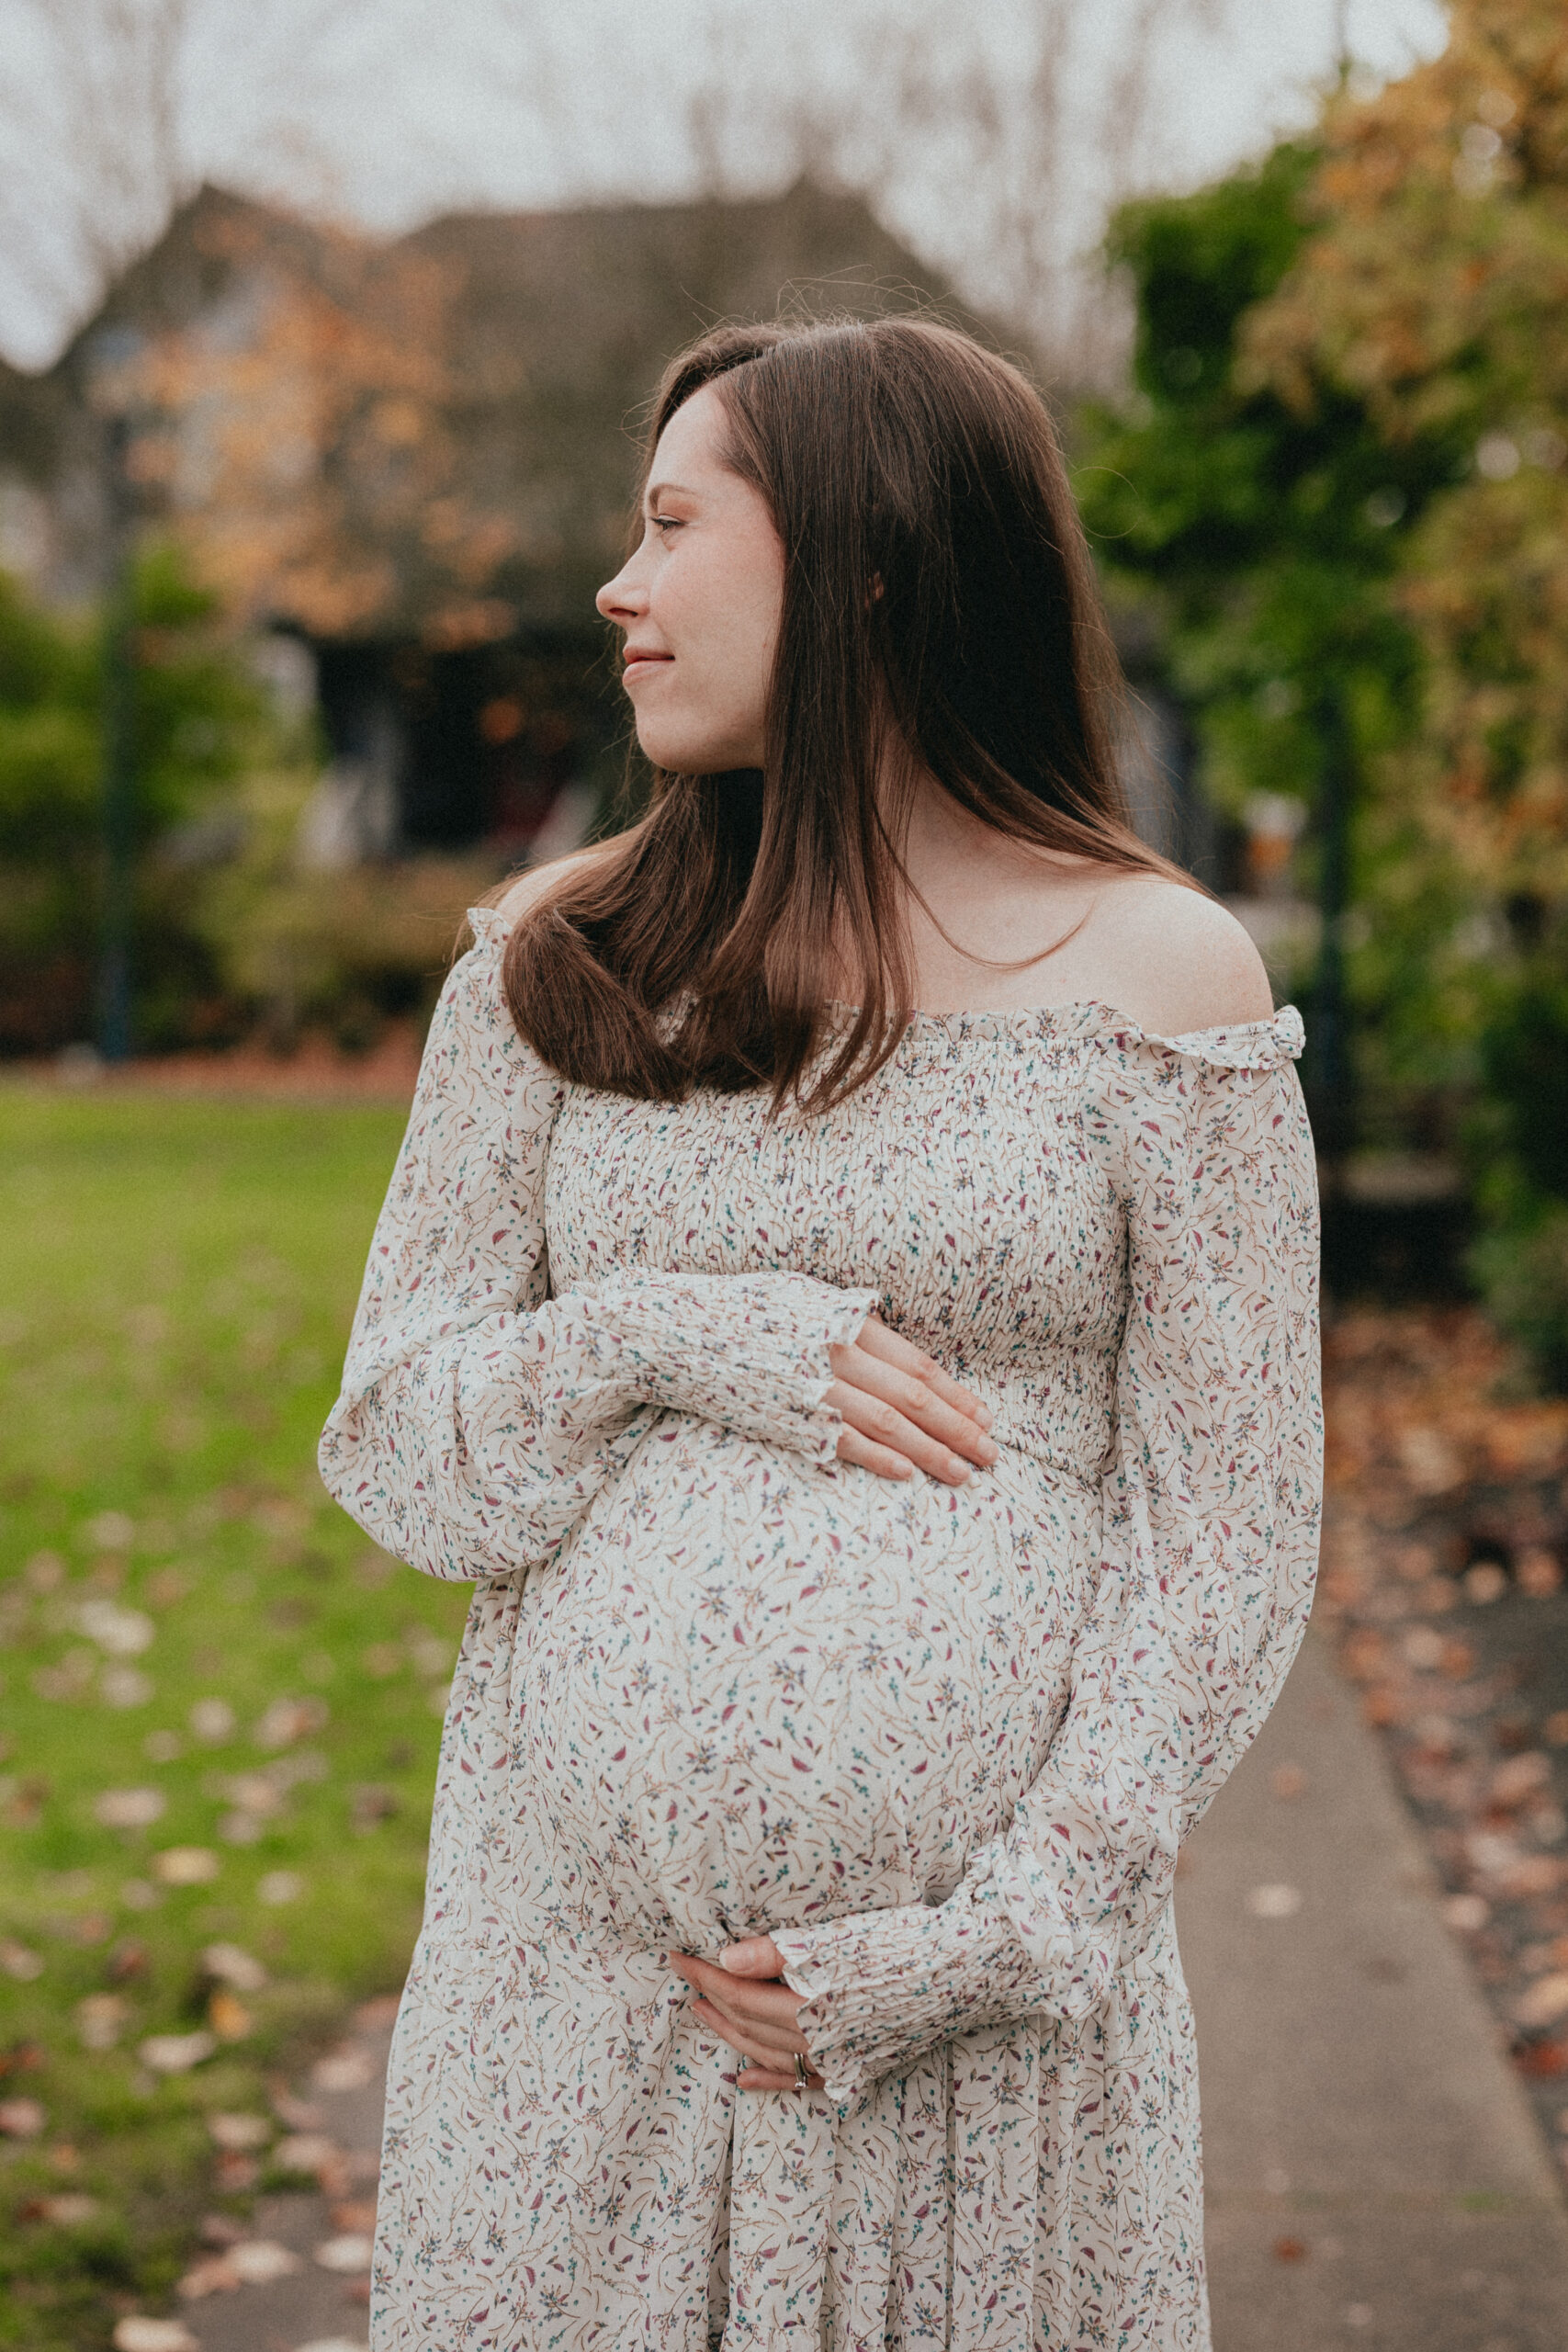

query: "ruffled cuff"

left=581, top=1271, right=878, bottom=1464
left=771, top=1880, right=1045, bottom=2106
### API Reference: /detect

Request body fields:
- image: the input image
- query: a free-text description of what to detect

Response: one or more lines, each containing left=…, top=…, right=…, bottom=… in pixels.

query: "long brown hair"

left=502, top=314, right=1172, bottom=1111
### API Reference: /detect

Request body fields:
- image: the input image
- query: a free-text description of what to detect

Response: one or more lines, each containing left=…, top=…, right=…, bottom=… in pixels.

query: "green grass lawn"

left=0, top=1084, right=467, bottom=2348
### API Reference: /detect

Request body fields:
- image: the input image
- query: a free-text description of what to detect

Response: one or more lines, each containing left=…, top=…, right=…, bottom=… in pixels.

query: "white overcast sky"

left=0, top=0, right=1449, bottom=371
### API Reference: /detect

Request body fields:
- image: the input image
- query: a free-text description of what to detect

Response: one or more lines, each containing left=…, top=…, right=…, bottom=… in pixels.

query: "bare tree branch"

left=0, top=0, right=365, bottom=358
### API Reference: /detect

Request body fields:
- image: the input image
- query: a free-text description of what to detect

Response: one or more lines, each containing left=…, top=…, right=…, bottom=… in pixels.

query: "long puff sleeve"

left=773, top=1011, right=1321, bottom=2102
left=319, top=910, right=875, bottom=1582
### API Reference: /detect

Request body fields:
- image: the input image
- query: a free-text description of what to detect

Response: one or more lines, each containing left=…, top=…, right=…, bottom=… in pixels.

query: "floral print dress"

left=319, top=905, right=1322, bottom=2352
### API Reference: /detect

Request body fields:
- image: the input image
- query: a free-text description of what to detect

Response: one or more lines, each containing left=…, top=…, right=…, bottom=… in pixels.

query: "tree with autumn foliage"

left=1074, top=141, right=1462, bottom=1148
left=1240, top=0, right=1568, bottom=1378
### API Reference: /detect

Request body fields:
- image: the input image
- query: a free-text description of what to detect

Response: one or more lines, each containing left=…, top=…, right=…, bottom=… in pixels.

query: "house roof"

left=18, top=179, right=1015, bottom=642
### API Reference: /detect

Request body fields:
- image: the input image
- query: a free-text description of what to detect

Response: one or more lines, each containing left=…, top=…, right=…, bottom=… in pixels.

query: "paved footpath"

left=163, top=1626, right=1568, bottom=2352
left=1179, top=1627, right=1568, bottom=2352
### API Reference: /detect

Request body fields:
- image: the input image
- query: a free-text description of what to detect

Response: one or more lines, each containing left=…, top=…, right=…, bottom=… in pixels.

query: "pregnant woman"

left=321, top=315, right=1321, bottom=2352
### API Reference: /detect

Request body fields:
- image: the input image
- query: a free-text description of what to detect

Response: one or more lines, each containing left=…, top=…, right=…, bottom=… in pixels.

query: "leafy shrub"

left=193, top=771, right=502, bottom=1050
left=1468, top=961, right=1568, bottom=1388
left=0, top=552, right=274, bottom=1054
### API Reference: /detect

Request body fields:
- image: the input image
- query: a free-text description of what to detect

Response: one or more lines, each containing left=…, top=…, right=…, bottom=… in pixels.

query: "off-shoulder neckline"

left=823, top=997, right=1304, bottom=1066
left=465, top=906, right=1303, bottom=1069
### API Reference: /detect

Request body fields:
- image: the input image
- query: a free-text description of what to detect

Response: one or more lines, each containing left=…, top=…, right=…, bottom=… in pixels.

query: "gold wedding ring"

left=794, top=2051, right=808, bottom=2090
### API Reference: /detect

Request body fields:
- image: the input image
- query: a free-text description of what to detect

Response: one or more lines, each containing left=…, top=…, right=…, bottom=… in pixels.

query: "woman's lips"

left=623, top=654, right=673, bottom=685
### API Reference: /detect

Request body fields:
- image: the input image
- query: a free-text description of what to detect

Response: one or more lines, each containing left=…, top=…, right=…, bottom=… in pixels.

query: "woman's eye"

left=651, top=514, right=682, bottom=536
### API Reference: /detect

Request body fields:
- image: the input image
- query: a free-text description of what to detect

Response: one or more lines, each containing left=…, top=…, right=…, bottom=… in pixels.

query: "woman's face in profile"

left=596, top=382, right=785, bottom=775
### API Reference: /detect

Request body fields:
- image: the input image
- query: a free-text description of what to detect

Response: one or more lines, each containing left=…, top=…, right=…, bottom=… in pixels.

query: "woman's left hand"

left=668, top=1938, right=824, bottom=2093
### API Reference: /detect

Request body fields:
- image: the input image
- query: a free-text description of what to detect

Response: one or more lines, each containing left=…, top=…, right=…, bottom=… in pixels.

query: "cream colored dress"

left=320, top=905, right=1322, bottom=2352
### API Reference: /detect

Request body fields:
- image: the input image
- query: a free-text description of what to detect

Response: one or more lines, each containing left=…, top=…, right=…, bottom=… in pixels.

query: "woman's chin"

left=638, top=731, right=762, bottom=777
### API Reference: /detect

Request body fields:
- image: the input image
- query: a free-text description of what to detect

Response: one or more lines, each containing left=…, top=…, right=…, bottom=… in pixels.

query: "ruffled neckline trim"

left=824, top=996, right=1304, bottom=1069
left=467, top=907, right=1304, bottom=1073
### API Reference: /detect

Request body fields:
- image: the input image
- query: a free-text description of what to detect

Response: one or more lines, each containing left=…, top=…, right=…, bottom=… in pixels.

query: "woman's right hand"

left=827, top=1315, right=998, bottom=1485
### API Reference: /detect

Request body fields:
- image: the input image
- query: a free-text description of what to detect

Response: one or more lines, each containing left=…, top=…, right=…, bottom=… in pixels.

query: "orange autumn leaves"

left=1242, top=0, right=1568, bottom=899
left=107, top=208, right=520, bottom=645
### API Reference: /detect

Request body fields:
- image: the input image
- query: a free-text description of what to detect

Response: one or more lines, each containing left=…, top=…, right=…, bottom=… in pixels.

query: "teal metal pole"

left=97, top=411, right=135, bottom=1064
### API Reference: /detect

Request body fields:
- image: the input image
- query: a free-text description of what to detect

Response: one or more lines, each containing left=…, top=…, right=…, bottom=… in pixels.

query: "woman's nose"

left=596, top=565, right=647, bottom=624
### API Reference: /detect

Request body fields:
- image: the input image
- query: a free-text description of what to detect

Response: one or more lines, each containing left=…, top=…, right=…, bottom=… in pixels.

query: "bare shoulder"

left=492, top=842, right=614, bottom=931
left=1081, top=872, right=1274, bottom=1035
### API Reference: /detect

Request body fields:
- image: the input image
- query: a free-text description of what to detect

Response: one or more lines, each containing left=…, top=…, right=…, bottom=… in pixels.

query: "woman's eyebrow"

left=645, top=480, right=699, bottom=508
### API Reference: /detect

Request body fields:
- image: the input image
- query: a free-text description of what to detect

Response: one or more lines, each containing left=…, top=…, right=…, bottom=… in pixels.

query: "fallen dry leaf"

left=208, top=1991, right=253, bottom=2041
left=0, top=2098, right=45, bottom=2137
left=76, top=1600, right=154, bottom=1657
left=1271, top=2236, right=1309, bottom=2262
left=209, top=2111, right=271, bottom=2152
left=1517, top=1548, right=1563, bottom=1598
left=256, top=1869, right=305, bottom=1905
left=201, top=1941, right=267, bottom=1992
left=188, top=1698, right=235, bottom=1743
left=0, top=1939, right=43, bottom=1981
left=139, top=2030, right=217, bottom=2075
left=81, top=1510, right=134, bottom=1551
left=94, top=1788, right=165, bottom=1830
left=254, top=1695, right=330, bottom=1749
left=76, top=1995, right=126, bottom=2052
left=112, top=2321, right=198, bottom=2352
left=329, top=2199, right=378, bottom=2232
left=1340, top=1629, right=1387, bottom=1684
left=151, top=1847, right=219, bottom=1886
left=229, top=2239, right=303, bottom=2284
left=1397, top=1426, right=1464, bottom=1495
left=1491, top=1754, right=1552, bottom=1809
left=1516, top=1974, right=1568, bottom=2030
left=1247, top=1884, right=1303, bottom=1920
left=271, top=2089, right=327, bottom=2129
left=313, top=2233, right=374, bottom=2273
left=176, top=2256, right=239, bottom=2301
left=311, top=2047, right=373, bottom=2094
left=103, top=1667, right=154, bottom=1708
left=25, top=2193, right=100, bottom=2225
left=1462, top=1563, right=1508, bottom=1606
left=274, top=2132, right=338, bottom=2173
left=1442, top=1894, right=1489, bottom=1932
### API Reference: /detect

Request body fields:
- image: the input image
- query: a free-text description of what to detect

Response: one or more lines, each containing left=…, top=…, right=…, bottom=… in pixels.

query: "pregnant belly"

left=513, top=1414, right=1092, bottom=1957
